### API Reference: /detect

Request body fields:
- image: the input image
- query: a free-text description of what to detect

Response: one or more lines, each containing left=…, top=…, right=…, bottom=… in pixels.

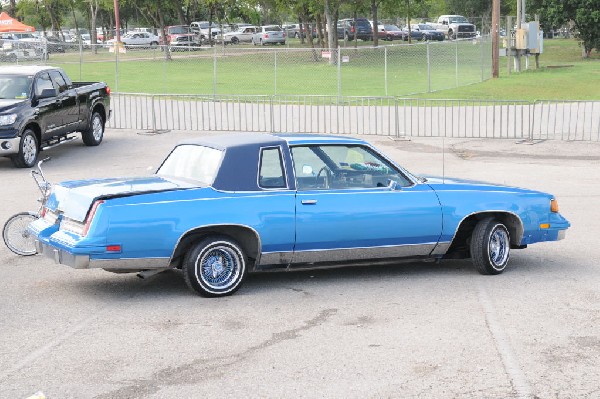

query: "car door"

left=33, top=71, right=64, bottom=139
left=48, top=69, right=79, bottom=130
left=291, top=144, right=443, bottom=264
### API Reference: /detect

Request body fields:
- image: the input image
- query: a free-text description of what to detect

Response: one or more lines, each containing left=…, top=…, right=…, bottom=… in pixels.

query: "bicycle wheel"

left=3, top=212, right=38, bottom=256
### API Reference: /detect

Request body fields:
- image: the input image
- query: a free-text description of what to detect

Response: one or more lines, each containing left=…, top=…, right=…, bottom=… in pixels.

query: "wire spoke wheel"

left=3, top=212, right=38, bottom=256
left=183, top=236, right=247, bottom=297
left=471, top=218, right=511, bottom=275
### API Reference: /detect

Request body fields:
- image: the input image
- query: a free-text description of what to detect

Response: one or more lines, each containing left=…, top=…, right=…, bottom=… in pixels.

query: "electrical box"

left=527, top=21, right=539, bottom=51
left=515, top=28, right=528, bottom=49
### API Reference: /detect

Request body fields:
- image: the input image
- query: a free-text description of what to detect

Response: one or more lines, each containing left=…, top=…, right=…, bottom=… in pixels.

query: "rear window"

left=157, top=145, right=223, bottom=185
left=264, top=26, right=282, bottom=32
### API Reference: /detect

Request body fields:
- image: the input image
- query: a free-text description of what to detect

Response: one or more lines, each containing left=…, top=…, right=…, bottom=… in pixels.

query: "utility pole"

left=492, top=0, right=500, bottom=77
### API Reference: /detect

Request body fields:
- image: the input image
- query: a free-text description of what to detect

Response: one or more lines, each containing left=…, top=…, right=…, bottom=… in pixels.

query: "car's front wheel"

left=231, top=36, right=239, bottom=45
left=183, top=236, right=247, bottom=297
left=470, top=218, right=511, bottom=275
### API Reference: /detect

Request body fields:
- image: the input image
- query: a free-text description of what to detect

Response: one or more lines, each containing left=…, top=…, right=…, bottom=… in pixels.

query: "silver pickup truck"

left=433, top=15, right=477, bottom=39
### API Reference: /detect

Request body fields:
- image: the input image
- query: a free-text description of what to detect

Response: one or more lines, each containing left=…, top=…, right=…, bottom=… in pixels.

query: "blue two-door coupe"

left=30, top=133, right=570, bottom=297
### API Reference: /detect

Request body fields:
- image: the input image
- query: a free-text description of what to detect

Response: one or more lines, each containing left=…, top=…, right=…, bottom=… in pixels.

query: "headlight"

left=0, top=114, right=17, bottom=126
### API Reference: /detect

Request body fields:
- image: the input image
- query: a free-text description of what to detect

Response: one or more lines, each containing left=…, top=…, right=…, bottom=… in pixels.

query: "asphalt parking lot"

left=1, top=130, right=599, bottom=399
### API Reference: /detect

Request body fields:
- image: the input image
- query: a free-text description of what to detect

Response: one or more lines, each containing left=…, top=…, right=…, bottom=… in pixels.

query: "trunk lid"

left=48, top=175, right=199, bottom=222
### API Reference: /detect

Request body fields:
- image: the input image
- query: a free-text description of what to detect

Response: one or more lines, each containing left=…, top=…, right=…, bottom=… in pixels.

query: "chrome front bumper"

left=0, top=137, right=21, bottom=156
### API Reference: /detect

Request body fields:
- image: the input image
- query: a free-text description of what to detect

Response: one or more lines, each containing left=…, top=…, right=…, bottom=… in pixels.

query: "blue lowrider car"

left=30, top=134, right=570, bottom=297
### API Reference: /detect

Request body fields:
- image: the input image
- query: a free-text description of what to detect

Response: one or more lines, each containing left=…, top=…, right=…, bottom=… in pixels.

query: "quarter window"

left=259, top=147, right=286, bottom=189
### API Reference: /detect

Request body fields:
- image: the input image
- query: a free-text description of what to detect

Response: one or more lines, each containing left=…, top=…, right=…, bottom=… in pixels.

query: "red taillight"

left=40, top=207, right=47, bottom=218
left=106, top=86, right=111, bottom=96
left=106, top=245, right=121, bottom=252
left=264, top=34, right=269, bottom=38
left=82, top=200, right=104, bottom=236
left=283, top=32, right=286, bottom=37
left=351, top=27, right=355, bottom=33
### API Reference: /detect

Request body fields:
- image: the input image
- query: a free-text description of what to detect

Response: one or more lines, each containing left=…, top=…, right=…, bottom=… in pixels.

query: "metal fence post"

left=384, top=47, right=388, bottom=96
left=115, top=44, right=119, bottom=93
left=213, top=46, right=217, bottom=96
left=427, top=41, right=431, bottom=93
left=337, top=46, right=342, bottom=98
left=274, top=49, right=277, bottom=95
left=455, top=40, right=459, bottom=87
left=481, top=37, right=485, bottom=82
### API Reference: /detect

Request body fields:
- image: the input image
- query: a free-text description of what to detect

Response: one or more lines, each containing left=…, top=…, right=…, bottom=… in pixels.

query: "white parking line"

left=478, top=286, right=533, bottom=399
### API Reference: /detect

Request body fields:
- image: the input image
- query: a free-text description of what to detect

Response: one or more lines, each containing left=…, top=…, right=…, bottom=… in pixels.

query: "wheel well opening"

left=446, top=212, right=523, bottom=257
left=172, top=225, right=260, bottom=269
left=93, top=105, right=106, bottom=123
left=24, top=123, right=42, bottom=148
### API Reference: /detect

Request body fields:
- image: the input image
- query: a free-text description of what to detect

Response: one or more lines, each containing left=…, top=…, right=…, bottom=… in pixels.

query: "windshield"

left=157, top=145, right=223, bottom=185
left=449, top=16, right=469, bottom=23
left=168, top=26, right=190, bottom=34
left=0, top=75, right=33, bottom=99
left=385, top=25, right=400, bottom=31
left=419, top=24, right=435, bottom=30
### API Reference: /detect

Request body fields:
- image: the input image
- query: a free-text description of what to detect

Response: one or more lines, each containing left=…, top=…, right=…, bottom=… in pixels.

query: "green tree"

left=532, top=0, right=599, bottom=57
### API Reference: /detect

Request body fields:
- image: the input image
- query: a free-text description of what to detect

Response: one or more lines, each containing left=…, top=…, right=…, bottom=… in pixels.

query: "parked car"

left=381, top=24, right=404, bottom=40
left=252, top=25, right=286, bottom=45
left=168, top=35, right=201, bottom=51
left=411, top=24, right=445, bottom=41
left=190, top=21, right=221, bottom=42
left=401, top=28, right=424, bottom=41
left=432, top=15, right=476, bottom=39
left=0, top=65, right=111, bottom=168
left=29, top=133, right=570, bottom=297
left=161, top=25, right=194, bottom=45
left=106, top=32, right=160, bottom=48
left=44, top=35, right=69, bottom=53
left=337, top=18, right=373, bottom=41
left=223, top=26, right=257, bottom=44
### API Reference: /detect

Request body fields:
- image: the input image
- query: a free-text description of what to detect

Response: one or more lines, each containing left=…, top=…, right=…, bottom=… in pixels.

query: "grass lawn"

left=27, top=37, right=599, bottom=100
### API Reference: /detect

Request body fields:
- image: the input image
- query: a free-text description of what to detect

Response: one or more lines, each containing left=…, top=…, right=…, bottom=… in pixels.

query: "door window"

left=34, top=72, right=55, bottom=97
left=291, top=144, right=412, bottom=190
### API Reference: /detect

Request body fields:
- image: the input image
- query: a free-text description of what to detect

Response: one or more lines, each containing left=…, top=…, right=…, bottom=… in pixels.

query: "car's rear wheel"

left=11, top=129, right=38, bottom=168
left=82, top=111, right=104, bottom=146
left=470, top=218, right=511, bottom=275
left=183, top=236, right=247, bottom=297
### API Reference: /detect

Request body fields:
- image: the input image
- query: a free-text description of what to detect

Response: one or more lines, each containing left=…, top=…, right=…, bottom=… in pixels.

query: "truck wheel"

left=183, top=236, right=247, bottom=297
left=82, top=111, right=104, bottom=146
left=231, top=37, right=239, bottom=45
left=11, top=129, right=39, bottom=168
left=448, top=30, right=454, bottom=40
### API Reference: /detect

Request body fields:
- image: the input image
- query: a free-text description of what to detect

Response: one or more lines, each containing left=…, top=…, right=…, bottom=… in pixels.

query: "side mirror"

left=387, top=179, right=398, bottom=191
left=37, top=88, right=56, bottom=99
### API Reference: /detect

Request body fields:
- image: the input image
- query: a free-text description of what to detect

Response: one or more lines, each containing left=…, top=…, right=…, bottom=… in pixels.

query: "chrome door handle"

left=301, top=199, right=317, bottom=205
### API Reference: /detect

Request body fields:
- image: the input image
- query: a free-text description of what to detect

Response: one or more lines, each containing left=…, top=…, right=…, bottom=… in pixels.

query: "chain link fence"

left=1, top=37, right=492, bottom=97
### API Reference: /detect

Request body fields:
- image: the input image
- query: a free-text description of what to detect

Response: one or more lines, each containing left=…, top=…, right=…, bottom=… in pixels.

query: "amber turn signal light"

left=550, top=199, right=559, bottom=213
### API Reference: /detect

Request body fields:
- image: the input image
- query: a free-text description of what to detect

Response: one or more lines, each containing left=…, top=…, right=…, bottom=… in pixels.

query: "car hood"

left=48, top=175, right=200, bottom=222
left=0, top=99, right=26, bottom=112
left=422, top=176, right=545, bottom=195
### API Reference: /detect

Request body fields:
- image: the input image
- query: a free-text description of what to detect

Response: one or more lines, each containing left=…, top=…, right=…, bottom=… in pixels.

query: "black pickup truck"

left=0, top=65, right=111, bottom=168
